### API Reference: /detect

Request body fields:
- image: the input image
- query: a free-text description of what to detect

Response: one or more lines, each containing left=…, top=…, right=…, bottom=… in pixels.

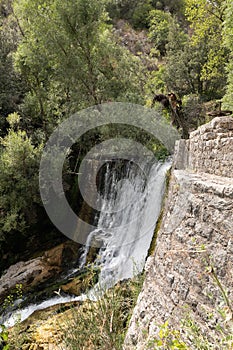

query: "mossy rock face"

left=61, top=268, right=99, bottom=296
left=8, top=301, right=81, bottom=350
left=8, top=300, right=95, bottom=349
left=85, top=245, right=101, bottom=265
left=147, top=167, right=171, bottom=257
left=0, top=241, right=82, bottom=309
left=61, top=278, right=83, bottom=295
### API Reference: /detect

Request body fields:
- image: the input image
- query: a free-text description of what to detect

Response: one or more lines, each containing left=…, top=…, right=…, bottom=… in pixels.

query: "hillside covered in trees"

left=0, top=0, right=233, bottom=271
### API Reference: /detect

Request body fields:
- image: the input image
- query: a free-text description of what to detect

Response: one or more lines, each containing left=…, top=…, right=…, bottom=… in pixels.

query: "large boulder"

left=0, top=241, right=81, bottom=302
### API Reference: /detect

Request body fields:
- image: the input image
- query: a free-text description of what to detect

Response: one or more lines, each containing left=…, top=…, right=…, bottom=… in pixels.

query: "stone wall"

left=175, top=117, right=233, bottom=176
left=124, top=117, right=233, bottom=349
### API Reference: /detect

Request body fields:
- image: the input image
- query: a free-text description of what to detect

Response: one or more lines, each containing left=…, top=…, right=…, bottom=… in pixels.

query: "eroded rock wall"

left=124, top=117, right=233, bottom=349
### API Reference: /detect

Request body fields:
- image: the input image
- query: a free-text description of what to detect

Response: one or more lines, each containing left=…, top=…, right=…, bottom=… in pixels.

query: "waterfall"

left=81, top=159, right=171, bottom=292
left=2, top=158, right=171, bottom=327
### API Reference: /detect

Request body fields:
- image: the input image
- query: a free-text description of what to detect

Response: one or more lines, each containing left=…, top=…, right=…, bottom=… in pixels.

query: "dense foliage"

left=223, top=0, right=233, bottom=110
left=0, top=0, right=232, bottom=268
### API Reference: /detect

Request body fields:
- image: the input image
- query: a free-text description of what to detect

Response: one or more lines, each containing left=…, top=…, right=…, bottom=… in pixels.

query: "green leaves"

left=223, top=0, right=233, bottom=49
left=13, top=0, right=143, bottom=129
left=0, top=114, right=43, bottom=234
left=183, top=0, right=228, bottom=97
left=148, top=9, right=172, bottom=56
left=148, top=320, right=187, bottom=349
left=0, top=324, right=9, bottom=350
left=0, top=4, right=24, bottom=128
left=153, top=0, right=229, bottom=99
left=222, top=0, right=233, bottom=109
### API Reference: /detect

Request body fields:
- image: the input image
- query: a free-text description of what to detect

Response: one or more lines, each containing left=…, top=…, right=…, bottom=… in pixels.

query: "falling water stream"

left=2, top=158, right=171, bottom=327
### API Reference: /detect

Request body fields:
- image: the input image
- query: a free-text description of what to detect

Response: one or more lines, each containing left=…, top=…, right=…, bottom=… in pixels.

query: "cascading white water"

left=81, top=159, right=171, bottom=292
left=2, top=158, right=171, bottom=327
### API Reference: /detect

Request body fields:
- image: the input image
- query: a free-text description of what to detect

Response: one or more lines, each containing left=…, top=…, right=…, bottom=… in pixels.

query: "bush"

left=60, top=275, right=143, bottom=350
left=0, top=114, right=43, bottom=239
left=148, top=9, right=172, bottom=56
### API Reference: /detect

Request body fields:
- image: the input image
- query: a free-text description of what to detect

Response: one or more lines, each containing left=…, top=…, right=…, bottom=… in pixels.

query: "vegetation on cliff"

left=0, top=1, right=233, bottom=348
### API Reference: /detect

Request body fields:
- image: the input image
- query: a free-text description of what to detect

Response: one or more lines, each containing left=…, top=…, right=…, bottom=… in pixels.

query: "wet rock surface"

left=0, top=241, right=81, bottom=303
left=7, top=301, right=81, bottom=350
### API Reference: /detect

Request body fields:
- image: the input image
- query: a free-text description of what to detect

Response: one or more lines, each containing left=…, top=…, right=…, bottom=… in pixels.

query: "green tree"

left=222, top=0, right=233, bottom=110
left=0, top=113, right=42, bottom=238
left=131, top=0, right=154, bottom=28
left=13, top=0, right=143, bottom=135
left=153, top=0, right=184, bottom=16
left=164, top=19, right=203, bottom=96
left=184, top=0, right=228, bottom=99
left=107, top=0, right=155, bottom=28
left=148, top=9, right=172, bottom=56
left=0, top=0, right=25, bottom=135
left=161, top=1, right=228, bottom=99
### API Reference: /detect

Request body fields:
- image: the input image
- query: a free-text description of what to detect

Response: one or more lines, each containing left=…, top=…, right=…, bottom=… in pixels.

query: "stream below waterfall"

left=1, top=158, right=171, bottom=328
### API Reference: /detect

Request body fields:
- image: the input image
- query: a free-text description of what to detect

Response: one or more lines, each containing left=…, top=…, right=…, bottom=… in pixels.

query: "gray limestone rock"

left=124, top=117, right=233, bottom=349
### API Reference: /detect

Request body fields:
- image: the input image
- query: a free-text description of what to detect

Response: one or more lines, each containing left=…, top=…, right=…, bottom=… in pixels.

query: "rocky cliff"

left=124, top=116, right=233, bottom=349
